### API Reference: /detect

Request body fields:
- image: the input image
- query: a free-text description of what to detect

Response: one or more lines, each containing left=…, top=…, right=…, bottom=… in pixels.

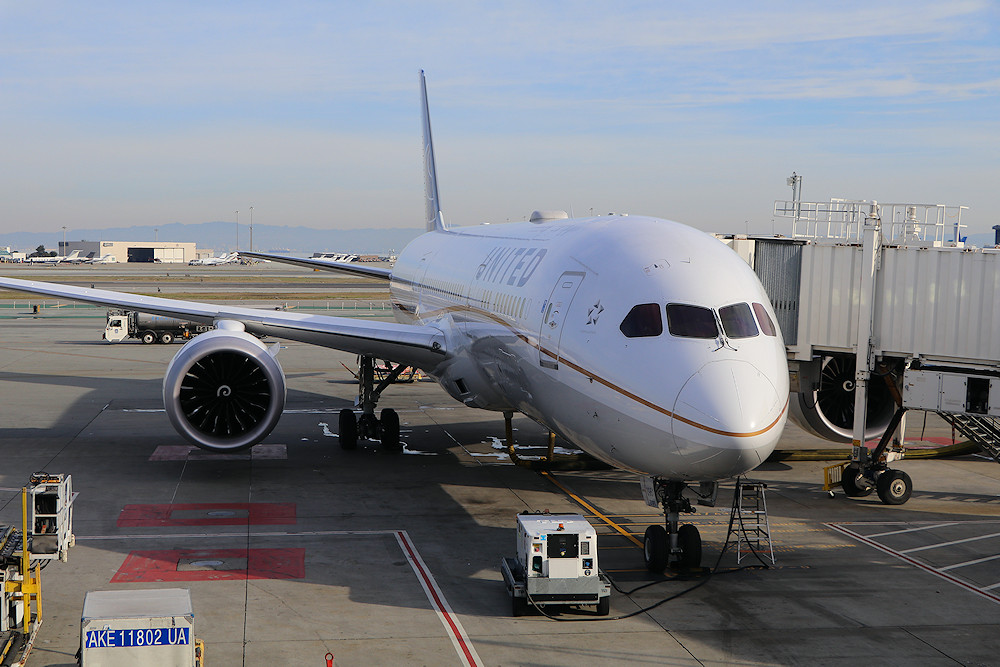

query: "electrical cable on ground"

left=527, top=477, right=770, bottom=621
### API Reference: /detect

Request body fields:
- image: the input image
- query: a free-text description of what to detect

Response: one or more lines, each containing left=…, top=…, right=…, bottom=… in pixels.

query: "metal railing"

left=774, top=199, right=968, bottom=245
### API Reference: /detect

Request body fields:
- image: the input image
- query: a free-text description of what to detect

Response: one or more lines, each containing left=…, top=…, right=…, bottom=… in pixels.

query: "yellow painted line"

left=541, top=471, right=644, bottom=548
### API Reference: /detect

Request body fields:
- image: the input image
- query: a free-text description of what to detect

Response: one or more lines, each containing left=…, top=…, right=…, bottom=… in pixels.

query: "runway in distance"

left=1, top=72, right=789, bottom=570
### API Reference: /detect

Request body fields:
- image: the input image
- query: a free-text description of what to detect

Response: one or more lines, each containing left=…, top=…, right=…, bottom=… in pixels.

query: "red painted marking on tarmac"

left=111, top=548, right=305, bottom=582
left=396, top=531, right=481, bottom=667
left=117, top=502, right=296, bottom=527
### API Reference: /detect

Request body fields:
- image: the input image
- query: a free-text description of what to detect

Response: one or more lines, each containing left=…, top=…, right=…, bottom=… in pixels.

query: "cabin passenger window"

left=666, top=304, right=718, bottom=339
left=620, top=303, right=663, bottom=338
left=719, top=303, right=759, bottom=338
left=752, top=302, right=777, bottom=336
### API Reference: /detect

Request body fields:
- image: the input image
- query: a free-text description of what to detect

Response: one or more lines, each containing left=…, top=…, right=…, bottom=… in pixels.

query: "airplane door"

left=538, top=271, right=585, bottom=369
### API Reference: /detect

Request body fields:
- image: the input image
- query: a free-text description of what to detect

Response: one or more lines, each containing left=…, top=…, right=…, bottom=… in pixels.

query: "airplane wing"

left=0, top=276, right=446, bottom=368
left=240, top=251, right=392, bottom=280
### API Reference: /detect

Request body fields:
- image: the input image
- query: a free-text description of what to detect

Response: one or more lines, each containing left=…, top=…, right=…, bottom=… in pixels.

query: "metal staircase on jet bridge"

left=937, top=412, right=1000, bottom=464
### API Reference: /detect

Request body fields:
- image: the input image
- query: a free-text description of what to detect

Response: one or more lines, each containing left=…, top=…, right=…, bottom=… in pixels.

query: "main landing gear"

left=841, top=407, right=913, bottom=505
left=643, top=479, right=703, bottom=572
left=338, top=354, right=403, bottom=452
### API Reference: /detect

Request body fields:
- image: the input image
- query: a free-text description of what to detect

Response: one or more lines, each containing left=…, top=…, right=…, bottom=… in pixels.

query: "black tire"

left=644, top=525, right=668, bottom=572
left=595, top=595, right=610, bottom=616
left=841, top=463, right=874, bottom=497
left=675, top=524, right=702, bottom=569
left=141, top=331, right=156, bottom=344
left=876, top=469, right=912, bottom=505
left=512, top=595, right=528, bottom=617
left=380, top=408, right=401, bottom=451
left=160, top=332, right=174, bottom=344
left=339, top=409, right=358, bottom=450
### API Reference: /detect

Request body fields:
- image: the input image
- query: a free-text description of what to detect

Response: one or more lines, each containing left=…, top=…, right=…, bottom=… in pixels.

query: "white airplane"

left=189, top=252, right=239, bottom=266
left=27, top=249, right=82, bottom=264
left=1, top=73, right=791, bottom=570
left=87, top=254, right=118, bottom=264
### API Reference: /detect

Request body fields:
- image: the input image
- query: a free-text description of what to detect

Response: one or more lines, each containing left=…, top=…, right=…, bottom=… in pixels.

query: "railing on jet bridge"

left=773, top=199, right=968, bottom=246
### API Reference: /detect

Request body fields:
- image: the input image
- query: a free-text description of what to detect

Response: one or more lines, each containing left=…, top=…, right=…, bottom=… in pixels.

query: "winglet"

left=420, top=70, right=446, bottom=232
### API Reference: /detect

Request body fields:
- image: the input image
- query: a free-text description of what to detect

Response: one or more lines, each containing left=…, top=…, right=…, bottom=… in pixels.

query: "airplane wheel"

left=675, top=524, right=702, bottom=569
left=379, top=408, right=401, bottom=451
left=643, top=525, right=668, bottom=572
left=160, top=332, right=174, bottom=344
left=876, top=469, right=912, bottom=505
left=338, top=409, right=358, bottom=450
left=841, top=464, right=874, bottom=498
left=596, top=596, right=610, bottom=616
left=141, top=331, right=156, bottom=344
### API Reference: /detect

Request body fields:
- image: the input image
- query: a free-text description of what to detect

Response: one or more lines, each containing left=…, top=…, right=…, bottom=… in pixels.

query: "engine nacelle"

left=163, top=327, right=286, bottom=452
left=788, top=354, right=897, bottom=443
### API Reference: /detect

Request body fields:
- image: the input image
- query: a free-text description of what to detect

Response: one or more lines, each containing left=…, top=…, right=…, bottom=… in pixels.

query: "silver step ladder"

left=730, top=480, right=775, bottom=565
left=937, top=412, right=1000, bottom=463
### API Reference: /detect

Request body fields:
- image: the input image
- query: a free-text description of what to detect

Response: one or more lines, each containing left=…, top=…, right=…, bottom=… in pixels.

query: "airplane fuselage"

left=390, top=214, right=789, bottom=481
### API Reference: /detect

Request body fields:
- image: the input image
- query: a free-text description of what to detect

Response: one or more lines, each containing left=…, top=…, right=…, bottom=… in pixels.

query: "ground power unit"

left=501, top=512, right=610, bottom=616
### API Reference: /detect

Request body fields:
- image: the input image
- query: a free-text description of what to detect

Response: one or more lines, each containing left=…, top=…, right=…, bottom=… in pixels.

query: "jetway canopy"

left=721, top=201, right=1000, bottom=368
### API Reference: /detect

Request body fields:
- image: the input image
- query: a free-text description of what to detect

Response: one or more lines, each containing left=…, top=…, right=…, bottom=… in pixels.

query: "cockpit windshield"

left=719, top=302, right=759, bottom=338
left=619, top=303, right=663, bottom=338
left=666, top=304, right=718, bottom=339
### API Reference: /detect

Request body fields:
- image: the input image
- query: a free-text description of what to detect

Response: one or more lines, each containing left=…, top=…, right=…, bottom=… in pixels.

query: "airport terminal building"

left=60, top=240, right=210, bottom=263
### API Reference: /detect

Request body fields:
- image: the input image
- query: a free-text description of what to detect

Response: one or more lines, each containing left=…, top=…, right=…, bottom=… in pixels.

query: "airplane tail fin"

left=420, top=70, right=446, bottom=232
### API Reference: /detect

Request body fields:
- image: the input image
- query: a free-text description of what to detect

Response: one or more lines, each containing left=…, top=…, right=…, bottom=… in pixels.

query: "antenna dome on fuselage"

left=529, top=210, right=569, bottom=223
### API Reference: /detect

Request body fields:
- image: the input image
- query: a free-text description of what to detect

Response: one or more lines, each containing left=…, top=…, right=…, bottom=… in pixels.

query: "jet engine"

left=788, top=354, right=897, bottom=443
left=162, top=324, right=285, bottom=452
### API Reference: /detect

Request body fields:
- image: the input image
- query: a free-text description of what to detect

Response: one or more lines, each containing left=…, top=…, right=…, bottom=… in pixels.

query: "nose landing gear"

left=643, top=479, right=703, bottom=572
left=338, top=355, right=404, bottom=451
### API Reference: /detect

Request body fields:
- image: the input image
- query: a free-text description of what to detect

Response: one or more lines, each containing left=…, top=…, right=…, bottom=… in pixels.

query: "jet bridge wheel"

left=841, top=463, right=874, bottom=498
left=338, top=409, right=358, bottom=450
left=876, top=469, right=912, bottom=505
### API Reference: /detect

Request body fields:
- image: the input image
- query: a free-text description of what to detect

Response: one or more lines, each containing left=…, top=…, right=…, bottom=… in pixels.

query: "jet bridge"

left=722, top=200, right=1000, bottom=504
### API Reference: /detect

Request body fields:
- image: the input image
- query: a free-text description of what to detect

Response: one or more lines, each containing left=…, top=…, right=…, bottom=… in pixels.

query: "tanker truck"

left=104, top=309, right=213, bottom=344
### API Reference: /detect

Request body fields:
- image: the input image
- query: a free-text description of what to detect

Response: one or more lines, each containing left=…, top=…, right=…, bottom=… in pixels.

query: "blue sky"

left=2, top=1, right=998, bottom=241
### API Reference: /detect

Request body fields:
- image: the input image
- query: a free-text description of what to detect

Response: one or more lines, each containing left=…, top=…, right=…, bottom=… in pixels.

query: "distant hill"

left=0, top=222, right=423, bottom=255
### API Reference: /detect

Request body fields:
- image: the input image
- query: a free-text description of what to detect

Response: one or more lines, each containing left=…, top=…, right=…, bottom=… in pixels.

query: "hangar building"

left=59, top=241, right=207, bottom=263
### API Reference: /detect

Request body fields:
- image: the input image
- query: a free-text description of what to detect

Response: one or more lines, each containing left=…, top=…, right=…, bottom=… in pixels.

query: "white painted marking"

left=866, top=522, right=962, bottom=539
left=900, top=531, right=1000, bottom=554
left=148, top=444, right=287, bottom=461
left=828, top=523, right=1000, bottom=605
left=396, top=531, right=482, bottom=667
left=939, top=552, right=1000, bottom=571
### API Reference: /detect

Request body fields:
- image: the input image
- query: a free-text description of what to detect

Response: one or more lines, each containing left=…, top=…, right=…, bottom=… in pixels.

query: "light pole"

left=786, top=172, right=803, bottom=233
left=249, top=206, right=253, bottom=252
left=235, top=210, right=239, bottom=252
left=154, top=227, right=158, bottom=242
left=61, top=226, right=67, bottom=255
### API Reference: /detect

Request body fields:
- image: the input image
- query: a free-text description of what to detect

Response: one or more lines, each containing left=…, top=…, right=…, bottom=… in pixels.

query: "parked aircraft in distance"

left=311, top=252, right=358, bottom=263
left=26, top=250, right=82, bottom=264
left=189, top=252, right=239, bottom=266
left=2, top=72, right=795, bottom=570
left=87, top=254, right=118, bottom=264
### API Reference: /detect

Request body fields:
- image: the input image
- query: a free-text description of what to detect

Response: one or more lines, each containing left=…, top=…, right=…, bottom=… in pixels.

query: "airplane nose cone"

left=672, top=360, right=785, bottom=477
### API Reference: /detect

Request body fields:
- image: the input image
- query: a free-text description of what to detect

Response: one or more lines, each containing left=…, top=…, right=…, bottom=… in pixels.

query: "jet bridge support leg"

left=338, top=355, right=403, bottom=451
left=643, top=479, right=701, bottom=572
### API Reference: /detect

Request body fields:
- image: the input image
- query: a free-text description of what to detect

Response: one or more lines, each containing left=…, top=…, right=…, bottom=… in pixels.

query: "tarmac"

left=2, top=266, right=1000, bottom=666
